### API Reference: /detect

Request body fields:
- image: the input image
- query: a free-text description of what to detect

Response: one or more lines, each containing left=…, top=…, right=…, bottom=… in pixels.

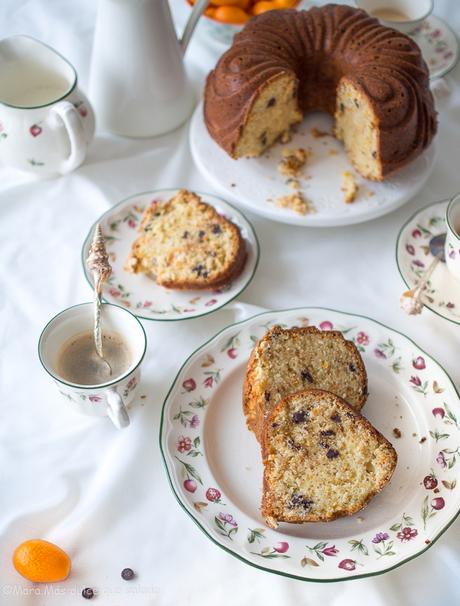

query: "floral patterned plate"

left=81, top=190, right=259, bottom=321
left=160, top=308, right=460, bottom=582
left=410, top=15, right=459, bottom=80
left=396, top=199, right=460, bottom=325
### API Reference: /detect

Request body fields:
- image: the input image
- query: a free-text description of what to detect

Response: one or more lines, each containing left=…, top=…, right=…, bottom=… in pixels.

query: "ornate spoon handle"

left=86, top=223, right=112, bottom=370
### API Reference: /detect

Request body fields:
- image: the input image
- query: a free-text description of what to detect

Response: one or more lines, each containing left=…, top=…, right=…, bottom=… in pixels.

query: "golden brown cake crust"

left=243, top=325, right=368, bottom=446
left=125, top=190, right=247, bottom=290
left=204, top=4, right=437, bottom=179
left=261, top=389, right=397, bottom=524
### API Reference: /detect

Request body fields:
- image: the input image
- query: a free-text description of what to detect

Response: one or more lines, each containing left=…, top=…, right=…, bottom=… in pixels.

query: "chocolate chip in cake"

left=340, top=102, right=345, bottom=113
left=319, top=440, right=330, bottom=449
left=372, top=150, right=377, bottom=158
left=264, top=390, right=271, bottom=401
left=349, top=363, right=356, bottom=372
left=289, top=492, right=313, bottom=510
left=326, top=448, right=340, bottom=459
left=301, top=369, right=314, bottom=383
left=182, top=230, right=189, bottom=239
left=260, top=131, right=267, bottom=146
left=330, top=413, right=341, bottom=423
left=320, top=429, right=336, bottom=437
left=287, top=437, right=301, bottom=450
left=198, top=230, right=206, bottom=241
left=267, top=97, right=276, bottom=108
left=211, top=224, right=222, bottom=234
left=292, top=410, right=309, bottom=424
left=192, top=264, right=205, bottom=276
left=271, top=422, right=279, bottom=428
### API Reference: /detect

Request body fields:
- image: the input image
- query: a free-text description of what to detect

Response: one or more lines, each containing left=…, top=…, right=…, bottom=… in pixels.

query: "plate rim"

left=395, top=198, right=459, bottom=326
left=422, top=14, right=460, bottom=80
left=80, top=188, right=260, bottom=322
left=190, top=101, right=438, bottom=228
left=159, top=306, right=460, bottom=583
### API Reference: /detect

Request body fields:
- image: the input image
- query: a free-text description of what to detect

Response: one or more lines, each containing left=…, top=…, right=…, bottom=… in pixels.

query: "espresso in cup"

left=57, top=330, right=132, bottom=386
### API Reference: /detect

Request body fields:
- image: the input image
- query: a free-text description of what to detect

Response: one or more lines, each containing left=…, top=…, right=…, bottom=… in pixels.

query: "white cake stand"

left=190, top=102, right=437, bottom=228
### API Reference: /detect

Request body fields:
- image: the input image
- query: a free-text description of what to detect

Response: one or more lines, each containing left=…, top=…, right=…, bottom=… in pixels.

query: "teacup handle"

left=50, top=101, right=87, bottom=174
left=105, top=388, right=130, bottom=429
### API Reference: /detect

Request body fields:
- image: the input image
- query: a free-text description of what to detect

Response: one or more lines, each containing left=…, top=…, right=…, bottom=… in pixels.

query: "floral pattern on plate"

left=396, top=199, right=460, bottom=325
left=81, top=190, right=259, bottom=321
left=410, top=15, right=460, bottom=79
left=159, top=308, right=460, bottom=582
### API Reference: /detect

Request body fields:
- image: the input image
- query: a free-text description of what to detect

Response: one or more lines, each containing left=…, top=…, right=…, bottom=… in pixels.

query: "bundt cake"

left=243, top=325, right=367, bottom=445
left=262, top=389, right=397, bottom=526
left=204, top=4, right=437, bottom=181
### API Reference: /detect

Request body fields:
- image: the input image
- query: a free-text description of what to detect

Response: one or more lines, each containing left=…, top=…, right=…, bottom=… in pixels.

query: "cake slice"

left=262, top=389, right=397, bottom=526
left=124, top=190, right=247, bottom=290
left=243, top=326, right=367, bottom=444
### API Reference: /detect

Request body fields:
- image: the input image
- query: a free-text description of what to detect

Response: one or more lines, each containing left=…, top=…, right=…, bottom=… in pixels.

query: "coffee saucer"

left=81, top=190, right=259, bottom=322
left=396, top=199, right=460, bottom=324
left=410, top=15, right=459, bottom=80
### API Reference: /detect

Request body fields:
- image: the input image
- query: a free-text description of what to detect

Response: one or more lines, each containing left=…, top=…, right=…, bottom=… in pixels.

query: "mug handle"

left=50, top=100, right=87, bottom=174
left=105, top=388, right=130, bottom=429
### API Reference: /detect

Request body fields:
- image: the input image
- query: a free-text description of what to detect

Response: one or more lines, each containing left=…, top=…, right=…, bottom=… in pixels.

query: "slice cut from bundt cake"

left=204, top=4, right=437, bottom=181
left=262, top=389, right=397, bottom=526
left=124, top=190, right=247, bottom=290
left=243, top=326, right=367, bottom=444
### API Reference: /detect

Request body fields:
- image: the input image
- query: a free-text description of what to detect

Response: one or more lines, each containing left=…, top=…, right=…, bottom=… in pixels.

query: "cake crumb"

left=286, top=178, right=301, bottom=190
left=280, top=131, right=292, bottom=144
left=356, top=516, right=364, bottom=523
left=367, top=190, right=375, bottom=198
left=341, top=171, right=358, bottom=203
left=328, top=148, right=338, bottom=156
left=274, top=192, right=316, bottom=215
left=278, top=147, right=309, bottom=178
left=419, top=436, right=427, bottom=443
left=393, top=427, right=402, bottom=439
left=412, top=432, right=417, bottom=437
left=311, top=126, right=331, bottom=138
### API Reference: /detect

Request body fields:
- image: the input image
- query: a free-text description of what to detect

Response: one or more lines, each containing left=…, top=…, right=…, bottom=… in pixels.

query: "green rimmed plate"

left=160, top=307, right=460, bottom=582
left=396, top=199, right=460, bottom=325
left=81, top=189, right=259, bottom=321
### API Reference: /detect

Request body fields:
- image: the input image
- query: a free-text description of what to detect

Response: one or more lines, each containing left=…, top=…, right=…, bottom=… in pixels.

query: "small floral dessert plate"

left=410, top=15, right=460, bottom=80
left=160, top=308, right=460, bottom=582
left=396, top=199, right=460, bottom=325
left=190, top=102, right=437, bottom=227
left=81, top=190, right=259, bottom=321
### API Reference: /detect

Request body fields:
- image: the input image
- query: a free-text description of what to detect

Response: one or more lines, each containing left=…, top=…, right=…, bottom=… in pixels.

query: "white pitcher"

left=89, top=0, right=207, bottom=138
left=0, top=36, right=95, bottom=177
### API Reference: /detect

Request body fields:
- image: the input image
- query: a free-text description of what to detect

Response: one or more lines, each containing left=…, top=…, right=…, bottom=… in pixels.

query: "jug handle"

left=180, top=0, right=209, bottom=53
left=51, top=101, right=87, bottom=174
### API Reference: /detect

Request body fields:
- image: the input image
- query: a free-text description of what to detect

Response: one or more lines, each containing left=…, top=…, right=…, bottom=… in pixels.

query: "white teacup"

left=445, top=193, right=460, bottom=283
left=355, top=0, right=433, bottom=34
left=0, top=35, right=95, bottom=177
left=38, top=303, right=147, bottom=429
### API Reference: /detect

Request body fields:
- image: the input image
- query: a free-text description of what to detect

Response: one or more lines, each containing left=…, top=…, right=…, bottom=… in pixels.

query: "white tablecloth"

left=1, top=1, right=460, bottom=604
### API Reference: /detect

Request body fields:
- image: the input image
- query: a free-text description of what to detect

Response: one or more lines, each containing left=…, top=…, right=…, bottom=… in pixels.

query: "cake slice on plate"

left=262, top=389, right=397, bottom=527
left=125, top=189, right=247, bottom=290
left=243, top=326, right=368, bottom=444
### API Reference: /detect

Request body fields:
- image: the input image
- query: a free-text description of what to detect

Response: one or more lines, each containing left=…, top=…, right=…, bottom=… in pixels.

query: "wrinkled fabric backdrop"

left=0, top=0, right=459, bottom=604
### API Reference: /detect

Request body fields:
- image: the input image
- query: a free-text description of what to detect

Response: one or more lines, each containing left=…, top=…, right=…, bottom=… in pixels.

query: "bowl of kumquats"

left=188, top=0, right=307, bottom=48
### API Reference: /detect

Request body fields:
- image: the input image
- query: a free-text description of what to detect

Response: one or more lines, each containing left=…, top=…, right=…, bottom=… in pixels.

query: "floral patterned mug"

left=445, top=193, right=460, bottom=282
left=0, top=35, right=95, bottom=177
left=38, top=303, right=147, bottom=429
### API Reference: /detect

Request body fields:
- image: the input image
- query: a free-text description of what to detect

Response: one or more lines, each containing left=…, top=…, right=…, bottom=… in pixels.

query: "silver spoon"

left=86, top=223, right=113, bottom=375
left=401, top=233, right=446, bottom=315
